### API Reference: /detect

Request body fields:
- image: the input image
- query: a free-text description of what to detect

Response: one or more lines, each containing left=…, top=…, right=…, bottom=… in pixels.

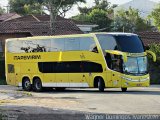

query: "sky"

left=0, top=0, right=160, bottom=18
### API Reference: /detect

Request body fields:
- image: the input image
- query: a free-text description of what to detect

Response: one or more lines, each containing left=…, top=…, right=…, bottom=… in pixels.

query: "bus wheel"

left=98, top=78, right=105, bottom=92
left=33, top=78, right=42, bottom=92
left=22, top=78, right=32, bottom=91
left=121, top=88, right=127, bottom=92
left=55, top=87, right=66, bottom=91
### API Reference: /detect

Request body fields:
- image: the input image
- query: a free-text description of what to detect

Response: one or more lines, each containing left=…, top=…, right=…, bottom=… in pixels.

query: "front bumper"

left=121, top=74, right=150, bottom=87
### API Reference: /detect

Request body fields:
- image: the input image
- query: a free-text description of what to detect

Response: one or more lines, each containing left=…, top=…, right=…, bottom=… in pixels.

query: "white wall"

left=77, top=25, right=98, bottom=33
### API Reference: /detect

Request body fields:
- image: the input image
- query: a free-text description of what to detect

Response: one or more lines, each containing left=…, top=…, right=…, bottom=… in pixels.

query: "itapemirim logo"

left=14, top=55, right=41, bottom=60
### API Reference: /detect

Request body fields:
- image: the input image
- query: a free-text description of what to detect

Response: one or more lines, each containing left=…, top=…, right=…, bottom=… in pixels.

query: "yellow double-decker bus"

left=5, top=33, right=156, bottom=92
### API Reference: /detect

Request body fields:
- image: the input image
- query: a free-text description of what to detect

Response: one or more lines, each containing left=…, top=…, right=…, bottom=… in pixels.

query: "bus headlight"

left=121, top=76, right=132, bottom=81
left=140, top=77, right=149, bottom=82
left=121, top=76, right=149, bottom=82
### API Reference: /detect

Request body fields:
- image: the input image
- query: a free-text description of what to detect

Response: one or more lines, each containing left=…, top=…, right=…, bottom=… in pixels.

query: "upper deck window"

left=114, top=35, right=144, bottom=53
left=96, top=34, right=117, bottom=50
left=0, top=41, right=3, bottom=52
left=96, top=34, right=144, bottom=53
left=7, top=37, right=96, bottom=53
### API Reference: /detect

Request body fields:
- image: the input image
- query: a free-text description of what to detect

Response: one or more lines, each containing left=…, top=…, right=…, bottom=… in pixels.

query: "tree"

left=72, top=14, right=90, bottom=22
left=78, top=6, right=92, bottom=15
left=9, top=0, right=85, bottom=17
left=88, top=9, right=112, bottom=31
left=9, top=0, right=43, bottom=15
left=0, top=6, right=5, bottom=15
left=113, top=8, right=151, bottom=32
left=150, top=4, right=160, bottom=31
left=43, top=0, right=86, bottom=33
left=78, top=0, right=112, bottom=14
left=72, top=0, right=113, bottom=31
left=73, top=8, right=112, bottom=31
left=93, top=0, right=111, bottom=11
left=9, top=0, right=86, bottom=34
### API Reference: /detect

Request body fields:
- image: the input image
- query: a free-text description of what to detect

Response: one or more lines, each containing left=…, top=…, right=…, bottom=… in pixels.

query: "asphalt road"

left=0, top=85, right=160, bottom=120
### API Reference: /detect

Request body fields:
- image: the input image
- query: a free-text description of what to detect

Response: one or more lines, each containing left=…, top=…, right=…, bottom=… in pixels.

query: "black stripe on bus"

left=38, top=61, right=103, bottom=73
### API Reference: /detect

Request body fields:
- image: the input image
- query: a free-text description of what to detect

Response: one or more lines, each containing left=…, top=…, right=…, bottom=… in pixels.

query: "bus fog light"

left=121, top=76, right=132, bottom=81
left=125, top=82, right=129, bottom=86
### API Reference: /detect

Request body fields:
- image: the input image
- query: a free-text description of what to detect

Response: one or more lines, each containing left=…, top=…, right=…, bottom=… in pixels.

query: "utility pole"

left=4, top=5, right=10, bottom=13
left=48, top=0, right=64, bottom=35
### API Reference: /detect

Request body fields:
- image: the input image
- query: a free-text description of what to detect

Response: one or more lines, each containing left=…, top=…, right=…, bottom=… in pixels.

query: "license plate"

left=137, top=83, right=142, bottom=87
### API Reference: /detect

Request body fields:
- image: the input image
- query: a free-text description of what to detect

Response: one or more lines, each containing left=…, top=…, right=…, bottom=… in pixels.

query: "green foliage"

left=78, top=7, right=92, bottom=15
left=9, top=0, right=43, bottom=15
left=113, top=8, right=152, bottom=32
left=0, top=6, right=5, bottom=15
left=9, top=0, right=86, bottom=32
left=150, top=4, right=160, bottom=31
left=72, top=14, right=90, bottom=22
left=149, top=43, right=160, bottom=57
left=78, top=0, right=113, bottom=14
left=88, top=9, right=112, bottom=30
left=72, top=0, right=113, bottom=31
left=9, top=0, right=86, bottom=16
left=148, top=43, right=160, bottom=84
left=94, top=0, right=111, bottom=11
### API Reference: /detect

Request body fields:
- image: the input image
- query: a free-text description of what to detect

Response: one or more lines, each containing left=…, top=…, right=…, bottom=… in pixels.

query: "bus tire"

left=33, top=78, right=43, bottom=92
left=121, top=88, right=127, bottom=92
left=22, top=77, right=32, bottom=91
left=98, top=78, right=105, bottom=92
left=55, top=87, right=66, bottom=91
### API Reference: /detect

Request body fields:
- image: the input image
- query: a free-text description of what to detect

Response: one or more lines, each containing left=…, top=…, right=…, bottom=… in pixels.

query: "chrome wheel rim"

left=24, top=80, right=30, bottom=89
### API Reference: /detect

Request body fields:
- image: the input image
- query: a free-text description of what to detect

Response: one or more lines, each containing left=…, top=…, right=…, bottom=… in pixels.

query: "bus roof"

left=6, top=32, right=138, bottom=42
left=6, top=34, right=93, bottom=42
left=92, top=32, right=137, bottom=36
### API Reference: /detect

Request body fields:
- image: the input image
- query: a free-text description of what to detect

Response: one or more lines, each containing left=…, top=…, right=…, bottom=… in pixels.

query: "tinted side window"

left=0, top=41, right=3, bottom=52
left=96, top=34, right=117, bottom=50
left=82, top=62, right=103, bottom=72
left=56, top=62, right=69, bottom=73
left=51, top=37, right=96, bottom=51
left=38, top=62, right=56, bottom=73
left=7, top=41, right=23, bottom=53
left=8, top=37, right=96, bottom=53
left=8, top=64, right=15, bottom=73
left=51, top=38, right=65, bottom=51
left=8, top=39, right=51, bottom=53
left=68, top=62, right=82, bottom=73
left=80, top=37, right=96, bottom=51
left=114, top=35, right=144, bottom=53
left=65, top=38, right=80, bottom=51
left=38, top=61, right=103, bottom=73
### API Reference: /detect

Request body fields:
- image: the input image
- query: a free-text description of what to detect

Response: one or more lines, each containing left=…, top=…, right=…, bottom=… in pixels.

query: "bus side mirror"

left=105, top=50, right=128, bottom=62
left=146, top=50, right=156, bottom=62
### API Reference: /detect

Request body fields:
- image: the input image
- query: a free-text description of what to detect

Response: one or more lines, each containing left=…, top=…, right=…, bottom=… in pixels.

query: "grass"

left=0, top=79, right=7, bottom=85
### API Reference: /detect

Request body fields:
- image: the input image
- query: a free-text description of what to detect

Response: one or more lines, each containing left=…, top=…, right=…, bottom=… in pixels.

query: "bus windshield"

left=123, top=56, right=148, bottom=75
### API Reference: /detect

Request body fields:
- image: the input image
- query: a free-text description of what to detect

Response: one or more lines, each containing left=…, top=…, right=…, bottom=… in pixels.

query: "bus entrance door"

left=107, top=53, right=122, bottom=88
left=112, top=71, right=121, bottom=88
